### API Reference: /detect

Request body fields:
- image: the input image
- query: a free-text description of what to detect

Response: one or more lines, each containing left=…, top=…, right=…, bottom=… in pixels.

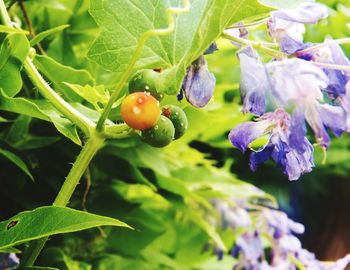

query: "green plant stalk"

left=0, top=0, right=104, bottom=265
left=20, top=135, right=105, bottom=266
left=0, top=0, right=94, bottom=137
left=222, top=33, right=286, bottom=59
left=24, top=57, right=95, bottom=136
left=95, top=0, right=191, bottom=132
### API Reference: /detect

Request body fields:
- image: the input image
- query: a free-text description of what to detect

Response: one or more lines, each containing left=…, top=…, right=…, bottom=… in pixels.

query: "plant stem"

left=0, top=0, right=11, bottom=26
left=222, top=33, right=286, bottom=59
left=24, top=57, right=95, bottom=136
left=20, top=134, right=105, bottom=266
left=0, top=0, right=94, bottom=136
left=95, top=0, right=191, bottom=132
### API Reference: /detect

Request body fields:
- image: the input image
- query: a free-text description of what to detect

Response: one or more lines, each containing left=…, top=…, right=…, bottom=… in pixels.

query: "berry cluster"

left=121, top=69, right=188, bottom=147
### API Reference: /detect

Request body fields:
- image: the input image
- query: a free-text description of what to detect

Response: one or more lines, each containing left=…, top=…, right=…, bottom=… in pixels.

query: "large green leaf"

left=88, top=0, right=272, bottom=94
left=0, top=206, right=131, bottom=249
left=0, top=33, right=30, bottom=96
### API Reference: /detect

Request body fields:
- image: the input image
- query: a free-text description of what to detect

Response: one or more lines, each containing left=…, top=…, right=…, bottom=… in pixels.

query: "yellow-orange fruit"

left=121, top=92, right=161, bottom=130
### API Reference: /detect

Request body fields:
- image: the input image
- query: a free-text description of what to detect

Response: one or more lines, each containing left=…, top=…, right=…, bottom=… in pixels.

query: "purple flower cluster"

left=228, top=2, right=350, bottom=180
left=212, top=200, right=350, bottom=270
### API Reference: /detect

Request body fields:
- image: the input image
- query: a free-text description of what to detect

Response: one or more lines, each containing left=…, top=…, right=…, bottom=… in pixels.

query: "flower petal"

left=183, top=56, right=216, bottom=108
left=238, top=46, right=269, bottom=115
left=267, top=59, right=328, bottom=106
left=317, top=103, right=347, bottom=137
left=249, top=146, right=274, bottom=171
left=229, top=120, right=270, bottom=153
left=271, top=2, right=328, bottom=24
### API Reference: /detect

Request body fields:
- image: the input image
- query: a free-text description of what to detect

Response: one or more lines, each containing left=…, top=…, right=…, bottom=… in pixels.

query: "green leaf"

left=0, top=206, right=131, bottom=249
left=0, top=91, right=81, bottom=145
left=0, top=33, right=30, bottom=96
left=0, top=26, right=29, bottom=34
left=30, top=24, right=70, bottom=46
left=6, top=115, right=31, bottom=146
left=33, top=54, right=95, bottom=101
left=0, top=148, right=33, bottom=180
left=0, top=91, right=50, bottom=121
left=64, top=83, right=109, bottom=111
left=0, top=246, right=21, bottom=253
left=88, top=0, right=272, bottom=94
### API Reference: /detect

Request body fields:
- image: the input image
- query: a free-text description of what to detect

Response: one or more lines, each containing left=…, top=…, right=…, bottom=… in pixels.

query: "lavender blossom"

left=182, top=55, right=216, bottom=108
left=232, top=231, right=263, bottom=270
left=229, top=109, right=314, bottom=180
left=238, top=46, right=269, bottom=115
left=268, top=2, right=328, bottom=53
left=211, top=197, right=350, bottom=270
left=267, top=58, right=347, bottom=148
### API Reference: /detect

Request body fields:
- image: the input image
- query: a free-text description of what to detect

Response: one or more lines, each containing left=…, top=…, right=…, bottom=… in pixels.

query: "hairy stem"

left=95, top=0, right=191, bottom=132
left=24, top=57, right=95, bottom=135
left=20, top=134, right=105, bottom=266
left=0, top=0, right=105, bottom=265
left=0, top=0, right=94, bottom=136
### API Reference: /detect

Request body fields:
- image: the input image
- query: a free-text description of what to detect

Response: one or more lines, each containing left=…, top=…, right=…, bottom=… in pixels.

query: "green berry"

left=141, top=115, right=175, bottom=147
left=129, top=69, right=164, bottom=101
left=162, top=105, right=188, bottom=139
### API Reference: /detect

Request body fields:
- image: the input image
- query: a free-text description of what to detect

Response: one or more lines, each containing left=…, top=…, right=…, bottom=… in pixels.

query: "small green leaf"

left=64, top=83, right=109, bottom=111
left=0, top=26, right=29, bottom=34
left=0, top=206, right=131, bottom=250
left=0, top=246, right=21, bottom=253
left=0, top=91, right=50, bottom=121
left=0, top=33, right=30, bottom=96
left=0, top=91, right=82, bottom=145
left=33, top=55, right=95, bottom=101
left=0, top=148, right=33, bottom=180
left=30, top=24, right=70, bottom=46
left=6, top=115, right=31, bottom=146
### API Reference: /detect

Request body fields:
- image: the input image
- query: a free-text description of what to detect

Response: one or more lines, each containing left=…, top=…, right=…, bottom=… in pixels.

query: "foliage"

left=0, top=0, right=349, bottom=269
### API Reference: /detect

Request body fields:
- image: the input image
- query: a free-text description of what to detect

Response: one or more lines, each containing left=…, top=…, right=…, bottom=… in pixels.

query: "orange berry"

left=121, top=92, right=161, bottom=130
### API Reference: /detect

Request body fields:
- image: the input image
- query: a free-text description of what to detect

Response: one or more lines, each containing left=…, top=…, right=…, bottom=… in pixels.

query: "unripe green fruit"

left=141, top=115, right=175, bottom=147
left=162, top=105, right=188, bottom=139
left=129, top=69, right=164, bottom=101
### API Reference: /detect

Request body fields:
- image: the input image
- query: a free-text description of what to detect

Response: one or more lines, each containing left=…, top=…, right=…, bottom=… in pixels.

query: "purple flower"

left=266, top=58, right=327, bottom=107
left=268, top=2, right=328, bottom=53
left=0, top=253, right=19, bottom=270
left=302, top=39, right=350, bottom=98
left=229, top=109, right=314, bottom=180
left=212, top=200, right=251, bottom=229
left=261, top=209, right=305, bottom=236
left=237, top=46, right=269, bottom=116
left=267, top=58, right=346, bottom=148
left=233, top=231, right=263, bottom=269
left=182, top=55, right=216, bottom=108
